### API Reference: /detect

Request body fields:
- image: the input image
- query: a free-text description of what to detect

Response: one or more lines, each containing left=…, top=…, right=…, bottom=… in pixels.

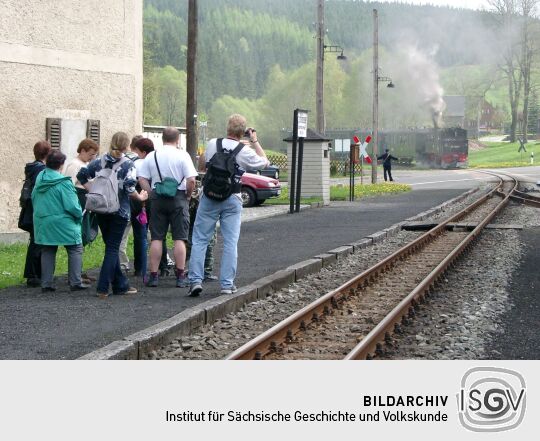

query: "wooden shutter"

left=86, top=119, right=101, bottom=144
left=45, top=118, right=62, bottom=149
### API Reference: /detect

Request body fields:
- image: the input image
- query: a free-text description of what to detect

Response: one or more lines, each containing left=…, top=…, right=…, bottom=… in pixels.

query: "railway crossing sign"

left=354, top=135, right=372, bottom=164
left=518, top=138, right=527, bottom=153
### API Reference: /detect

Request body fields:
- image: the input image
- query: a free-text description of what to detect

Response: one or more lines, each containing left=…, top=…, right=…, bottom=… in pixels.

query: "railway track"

left=227, top=173, right=525, bottom=360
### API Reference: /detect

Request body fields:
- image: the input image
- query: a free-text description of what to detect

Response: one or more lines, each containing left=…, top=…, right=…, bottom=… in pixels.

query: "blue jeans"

left=189, top=194, right=242, bottom=288
left=132, top=217, right=148, bottom=278
left=96, top=214, right=129, bottom=294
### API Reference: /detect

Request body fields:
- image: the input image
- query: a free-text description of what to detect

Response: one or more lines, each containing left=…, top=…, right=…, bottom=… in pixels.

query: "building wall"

left=287, top=142, right=330, bottom=204
left=0, top=0, right=143, bottom=232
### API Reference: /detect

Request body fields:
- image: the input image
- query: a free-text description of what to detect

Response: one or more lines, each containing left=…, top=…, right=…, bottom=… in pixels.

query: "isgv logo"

left=457, top=367, right=526, bottom=432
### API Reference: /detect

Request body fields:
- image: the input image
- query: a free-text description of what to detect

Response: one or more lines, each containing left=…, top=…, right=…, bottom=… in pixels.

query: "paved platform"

left=0, top=187, right=473, bottom=359
left=489, top=227, right=540, bottom=359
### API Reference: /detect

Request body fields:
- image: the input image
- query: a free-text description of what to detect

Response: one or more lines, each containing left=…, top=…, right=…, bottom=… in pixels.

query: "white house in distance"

left=0, top=0, right=143, bottom=235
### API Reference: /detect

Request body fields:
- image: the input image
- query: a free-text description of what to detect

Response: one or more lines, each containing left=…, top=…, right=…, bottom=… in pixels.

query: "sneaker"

left=97, top=292, right=109, bottom=299
left=176, top=275, right=189, bottom=288
left=188, top=284, right=203, bottom=297
left=70, top=283, right=91, bottom=291
left=204, top=272, right=218, bottom=281
left=114, top=287, right=138, bottom=296
left=41, top=286, right=56, bottom=293
left=146, top=273, right=159, bottom=287
left=220, top=285, right=238, bottom=295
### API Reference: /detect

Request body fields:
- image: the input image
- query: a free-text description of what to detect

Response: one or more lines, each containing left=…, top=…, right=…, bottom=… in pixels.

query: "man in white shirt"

left=138, top=127, right=198, bottom=288
left=188, top=114, right=269, bottom=297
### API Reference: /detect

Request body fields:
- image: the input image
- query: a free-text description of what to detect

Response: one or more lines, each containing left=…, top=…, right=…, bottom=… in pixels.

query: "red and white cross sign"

left=353, top=135, right=372, bottom=164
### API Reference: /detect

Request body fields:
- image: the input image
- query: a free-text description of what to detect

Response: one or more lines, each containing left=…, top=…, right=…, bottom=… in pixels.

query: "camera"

left=244, top=128, right=256, bottom=137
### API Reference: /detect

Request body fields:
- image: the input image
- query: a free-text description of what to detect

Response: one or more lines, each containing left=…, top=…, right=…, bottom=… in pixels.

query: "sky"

left=367, top=0, right=491, bottom=11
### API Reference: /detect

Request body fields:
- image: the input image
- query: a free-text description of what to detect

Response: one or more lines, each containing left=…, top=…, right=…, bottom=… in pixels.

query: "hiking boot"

left=188, top=284, right=203, bottom=297
left=176, top=275, right=189, bottom=288
left=41, top=286, right=56, bottom=293
left=97, top=292, right=109, bottom=299
left=220, top=285, right=238, bottom=295
left=146, top=273, right=159, bottom=287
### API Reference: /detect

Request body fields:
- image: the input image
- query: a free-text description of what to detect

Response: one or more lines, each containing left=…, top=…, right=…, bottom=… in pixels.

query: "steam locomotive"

left=327, top=127, right=469, bottom=169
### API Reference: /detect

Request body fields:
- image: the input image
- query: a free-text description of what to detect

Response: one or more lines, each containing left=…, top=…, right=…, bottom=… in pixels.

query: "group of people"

left=20, top=114, right=269, bottom=298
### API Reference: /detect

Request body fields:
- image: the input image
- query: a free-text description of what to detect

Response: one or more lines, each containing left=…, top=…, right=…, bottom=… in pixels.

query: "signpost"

left=290, top=109, right=308, bottom=214
left=348, top=139, right=355, bottom=201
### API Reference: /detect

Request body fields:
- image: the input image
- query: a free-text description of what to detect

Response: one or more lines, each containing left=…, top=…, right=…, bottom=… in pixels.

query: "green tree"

left=155, top=66, right=187, bottom=126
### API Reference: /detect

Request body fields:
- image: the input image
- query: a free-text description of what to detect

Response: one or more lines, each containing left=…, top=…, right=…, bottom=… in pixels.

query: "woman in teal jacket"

left=32, top=150, right=88, bottom=292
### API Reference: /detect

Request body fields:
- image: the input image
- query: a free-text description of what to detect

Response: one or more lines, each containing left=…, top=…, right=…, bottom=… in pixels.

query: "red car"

left=240, top=173, right=281, bottom=207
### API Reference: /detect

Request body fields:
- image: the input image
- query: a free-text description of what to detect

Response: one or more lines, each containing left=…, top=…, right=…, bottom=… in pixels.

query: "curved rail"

left=227, top=174, right=511, bottom=360
left=345, top=174, right=518, bottom=359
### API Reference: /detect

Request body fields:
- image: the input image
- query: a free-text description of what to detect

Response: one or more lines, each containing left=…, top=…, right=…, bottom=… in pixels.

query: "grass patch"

left=469, top=141, right=539, bottom=168
left=265, top=182, right=411, bottom=205
left=263, top=191, right=322, bottom=205
left=0, top=234, right=137, bottom=290
left=331, top=182, right=411, bottom=200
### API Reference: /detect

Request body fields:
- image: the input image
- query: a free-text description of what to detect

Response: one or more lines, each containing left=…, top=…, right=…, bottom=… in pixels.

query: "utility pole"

left=316, top=0, right=325, bottom=134
left=186, top=0, right=198, bottom=163
left=372, top=9, right=379, bottom=184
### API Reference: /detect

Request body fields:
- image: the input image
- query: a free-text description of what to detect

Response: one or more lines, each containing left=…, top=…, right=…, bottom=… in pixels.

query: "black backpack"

left=19, top=177, right=33, bottom=208
left=203, top=138, right=244, bottom=201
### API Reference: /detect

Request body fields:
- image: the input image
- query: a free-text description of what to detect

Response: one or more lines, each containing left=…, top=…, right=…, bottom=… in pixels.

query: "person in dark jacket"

left=127, top=137, right=155, bottom=282
left=77, top=132, right=148, bottom=299
left=377, top=149, right=399, bottom=182
left=32, top=150, right=87, bottom=292
left=19, top=140, right=51, bottom=287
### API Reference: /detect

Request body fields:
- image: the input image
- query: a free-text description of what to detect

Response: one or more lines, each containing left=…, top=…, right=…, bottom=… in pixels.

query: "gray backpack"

left=85, top=156, right=127, bottom=214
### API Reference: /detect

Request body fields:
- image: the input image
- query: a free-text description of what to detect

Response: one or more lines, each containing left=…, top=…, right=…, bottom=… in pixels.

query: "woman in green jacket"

left=32, top=150, right=88, bottom=292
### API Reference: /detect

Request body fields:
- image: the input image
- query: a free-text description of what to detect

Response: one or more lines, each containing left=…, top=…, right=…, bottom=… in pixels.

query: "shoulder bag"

left=154, top=152, right=181, bottom=198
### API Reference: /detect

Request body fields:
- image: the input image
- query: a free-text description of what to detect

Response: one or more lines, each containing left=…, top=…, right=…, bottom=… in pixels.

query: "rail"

left=227, top=173, right=514, bottom=360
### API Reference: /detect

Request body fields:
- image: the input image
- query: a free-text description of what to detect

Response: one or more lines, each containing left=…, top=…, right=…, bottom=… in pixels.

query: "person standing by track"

left=377, top=149, right=399, bottom=182
left=188, top=114, right=269, bottom=297
left=19, top=141, right=52, bottom=287
left=32, top=150, right=87, bottom=292
left=77, top=132, right=148, bottom=298
left=138, top=127, right=197, bottom=289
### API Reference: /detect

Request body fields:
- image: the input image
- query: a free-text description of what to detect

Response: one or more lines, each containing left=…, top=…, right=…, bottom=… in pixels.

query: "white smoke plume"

left=383, top=42, right=447, bottom=129
left=401, top=44, right=446, bottom=128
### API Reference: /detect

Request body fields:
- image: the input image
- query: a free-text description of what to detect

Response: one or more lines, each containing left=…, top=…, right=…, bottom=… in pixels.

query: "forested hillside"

left=143, top=0, right=507, bottom=147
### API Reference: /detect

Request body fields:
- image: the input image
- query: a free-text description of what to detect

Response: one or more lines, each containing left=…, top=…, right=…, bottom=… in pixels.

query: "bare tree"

left=517, top=0, right=539, bottom=141
left=489, top=0, right=523, bottom=142
left=489, top=0, right=540, bottom=142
